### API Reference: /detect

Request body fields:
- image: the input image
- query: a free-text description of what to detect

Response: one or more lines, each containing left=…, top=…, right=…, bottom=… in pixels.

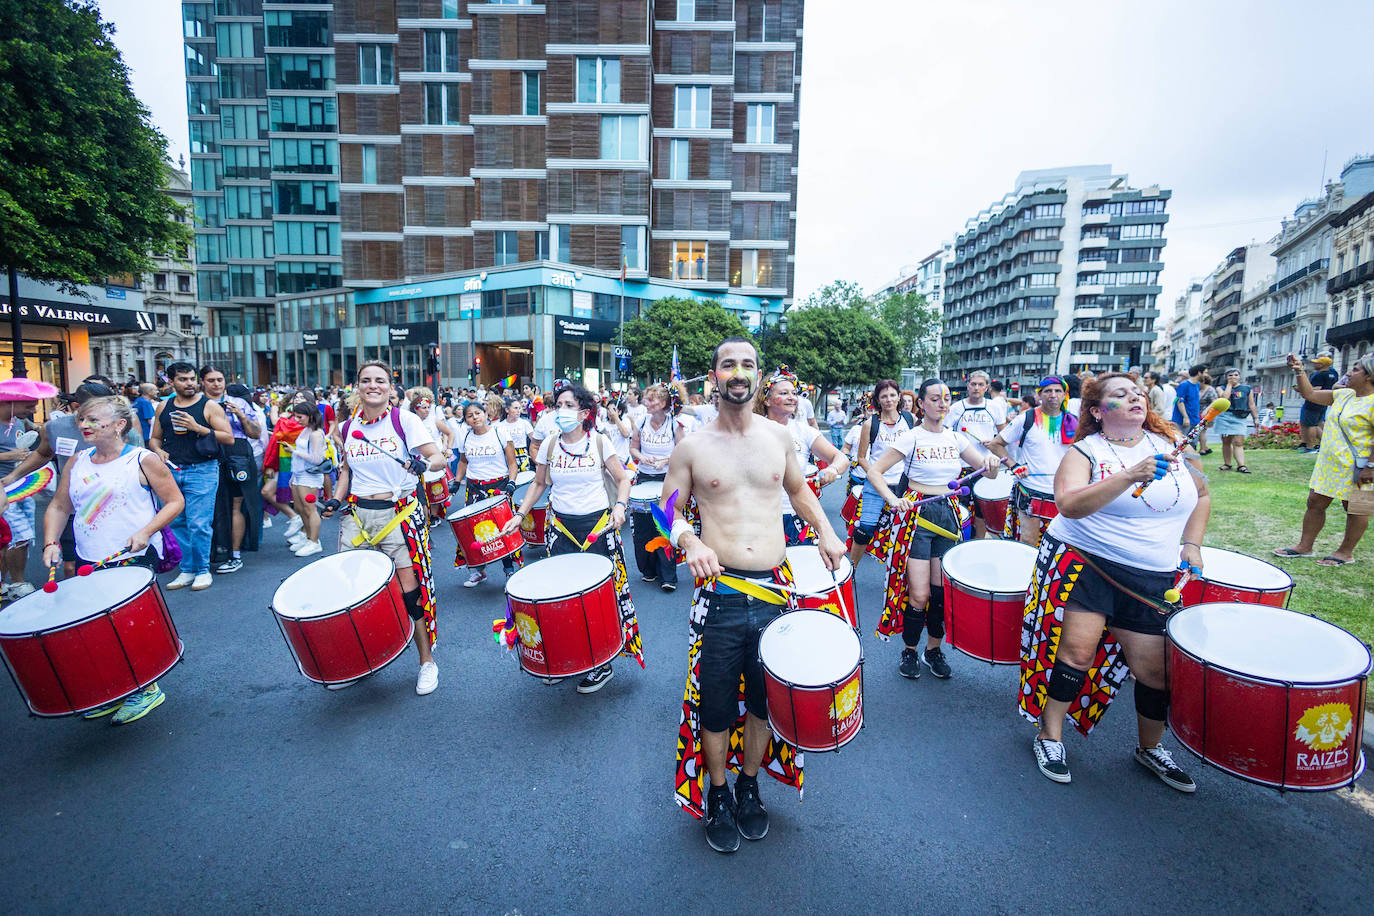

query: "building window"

left=423, top=30, right=460, bottom=73
left=522, top=71, right=540, bottom=115
left=744, top=2, right=781, bottom=41
left=495, top=231, right=519, bottom=266
left=178, top=274, right=192, bottom=293
left=600, top=115, right=645, bottom=160
left=442, top=0, right=460, bottom=17
left=361, top=144, right=378, bottom=183
left=669, top=139, right=689, bottom=180
left=358, top=44, right=394, bottom=85
left=535, top=230, right=549, bottom=260
left=268, top=96, right=336, bottom=132
left=180, top=314, right=194, bottom=332
left=154, top=273, right=167, bottom=291
left=672, top=241, right=708, bottom=280
left=674, top=86, right=710, bottom=129
left=425, top=83, right=461, bottom=125
left=745, top=103, right=775, bottom=143
left=553, top=225, right=570, bottom=263
left=576, top=57, right=620, bottom=104
left=621, top=226, right=644, bottom=270
left=678, top=0, right=695, bottom=22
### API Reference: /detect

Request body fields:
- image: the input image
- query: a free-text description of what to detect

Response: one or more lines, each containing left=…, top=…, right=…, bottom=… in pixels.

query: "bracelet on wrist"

left=1182, top=541, right=1201, bottom=548
left=614, top=500, right=627, bottom=508
left=43, top=541, right=59, bottom=548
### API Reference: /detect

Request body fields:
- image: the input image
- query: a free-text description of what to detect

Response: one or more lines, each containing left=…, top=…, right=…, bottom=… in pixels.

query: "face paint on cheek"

left=1104, top=398, right=1124, bottom=411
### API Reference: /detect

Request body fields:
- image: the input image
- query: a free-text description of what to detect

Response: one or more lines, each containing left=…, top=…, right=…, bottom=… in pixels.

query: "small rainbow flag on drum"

left=3, top=467, right=54, bottom=502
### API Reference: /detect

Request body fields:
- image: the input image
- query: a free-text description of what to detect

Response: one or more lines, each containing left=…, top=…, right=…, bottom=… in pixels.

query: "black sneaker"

left=704, top=785, right=740, bottom=853
left=1033, top=736, right=1071, bottom=784
left=214, top=557, right=243, bottom=574
left=899, top=648, right=921, bottom=679
left=641, top=574, right=657, bottom=583
left=660, top=582, right=676, bottom=593
left=1134, top=744, right=1197, bottom=793
left=923, top=646, right=952, bottom=679
left=576, top=664, right=614, bottom=694
left=734, top=774, right=768, bottom=841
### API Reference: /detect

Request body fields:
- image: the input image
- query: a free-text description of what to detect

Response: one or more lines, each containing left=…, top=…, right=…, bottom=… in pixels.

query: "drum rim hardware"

left=758, top=609, right=865, bottom=753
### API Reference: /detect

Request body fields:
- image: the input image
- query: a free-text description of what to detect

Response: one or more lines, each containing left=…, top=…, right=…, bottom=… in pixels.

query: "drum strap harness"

left=549, top=511, right=611, bottom=552
left=345, top=495, right=419, bottom=547
left=1070, top=547, right=1181, bottom=618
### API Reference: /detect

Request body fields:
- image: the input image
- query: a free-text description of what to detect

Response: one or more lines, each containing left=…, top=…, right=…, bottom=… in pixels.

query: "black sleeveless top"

left=161, top=395, right=214, bottom=466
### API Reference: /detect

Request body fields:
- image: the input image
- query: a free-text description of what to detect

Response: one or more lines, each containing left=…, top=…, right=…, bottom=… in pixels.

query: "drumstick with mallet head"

left=1130, top=398, right=1230, bottom=499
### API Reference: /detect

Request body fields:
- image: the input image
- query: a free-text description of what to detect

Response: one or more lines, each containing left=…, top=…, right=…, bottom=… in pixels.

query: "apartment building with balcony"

left=184, top=0, right=805, bottom=387
left=1198, top=242, right=1274, bottom=377
left=943, top=165, right=1170, bottom=386
left=1163, top=279, right=1204, bottom=375
left=1326, top=158, right=1374, bottom=367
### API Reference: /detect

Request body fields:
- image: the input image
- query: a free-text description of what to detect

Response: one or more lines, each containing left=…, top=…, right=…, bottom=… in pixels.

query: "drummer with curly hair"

left=1021, top=373, right=1211, bottom=791
left=754, top=365, right=849, bottom=546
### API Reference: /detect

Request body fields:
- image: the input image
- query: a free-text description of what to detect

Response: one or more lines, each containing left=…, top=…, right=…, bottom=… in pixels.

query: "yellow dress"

left=1309, top=388, right=1374, bottom=500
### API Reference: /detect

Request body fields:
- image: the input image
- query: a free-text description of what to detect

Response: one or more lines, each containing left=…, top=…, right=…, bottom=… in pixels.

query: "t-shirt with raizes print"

left=460, top=426, right=511, bottom=481
left=886, top=425, right=971, bottom=489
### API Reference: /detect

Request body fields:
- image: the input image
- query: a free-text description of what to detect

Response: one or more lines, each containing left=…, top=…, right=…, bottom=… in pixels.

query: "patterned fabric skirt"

left=546, top=509, right=644, bottom=667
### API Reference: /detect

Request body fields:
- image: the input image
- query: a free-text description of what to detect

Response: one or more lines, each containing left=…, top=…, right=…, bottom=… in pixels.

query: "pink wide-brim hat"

left=0, top=378, right=60, bottom=401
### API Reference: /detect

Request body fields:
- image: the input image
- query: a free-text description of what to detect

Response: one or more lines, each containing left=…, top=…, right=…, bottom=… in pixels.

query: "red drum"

left=0, top=567, right=182, bottom=716
left=505, top=554, right=624, bottom=679
left=1178, top=546, right=1293, bottom=608
left=841, top=485, right=862, bottom=526
left=1167, top=603, right=1369, bottom=791
left=759, top=610, right=864, bottom=752
left=785, top=545, right=858, bottom=627
left=271, top=551, right=413, bottom=687
left=941, top=539, right=1038, bottom=664
left=1026, top=490, right=1058, bottom=522
left=972, top=475, right=1013, bottom=535
left=520, top=488, right=551, bottom=549
left=447, top=495, right=523, bottom=567
left=805, top=463, right=822, bottom=499
left=422, top=469, right=452, bottom=514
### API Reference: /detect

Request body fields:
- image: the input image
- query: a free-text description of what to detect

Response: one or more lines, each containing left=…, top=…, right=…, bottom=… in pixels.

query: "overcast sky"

left=99, top=0, right=1374, bottom=311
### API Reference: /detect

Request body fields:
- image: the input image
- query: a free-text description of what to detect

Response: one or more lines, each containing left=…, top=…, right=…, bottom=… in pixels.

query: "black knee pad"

left=1134, top=681, right=1169, bottom=721
left=1048, top=663, right=1087, bottom=703
left=902, top=608, right=926, bottom=647
left=925, top=587, right=946, bottom=639
left=852, top=525, right=875, bottom=546
left=402, top=586, right=425, bottom=622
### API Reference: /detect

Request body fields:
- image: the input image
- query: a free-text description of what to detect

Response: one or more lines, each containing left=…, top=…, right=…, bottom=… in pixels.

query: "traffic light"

left=426, top=342, right=440, bottom=375
left=472, top=354, right=481, bottom=380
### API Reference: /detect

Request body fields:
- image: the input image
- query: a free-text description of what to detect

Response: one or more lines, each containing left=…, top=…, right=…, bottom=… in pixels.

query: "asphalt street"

left=1, top=483, right=1371, bottom=915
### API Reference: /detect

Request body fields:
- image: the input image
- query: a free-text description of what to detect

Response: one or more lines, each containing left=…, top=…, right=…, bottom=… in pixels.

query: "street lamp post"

left=190, top=314, right=204, bottom=369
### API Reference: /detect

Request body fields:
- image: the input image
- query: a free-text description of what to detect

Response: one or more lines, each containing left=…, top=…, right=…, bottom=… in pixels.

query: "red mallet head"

left=305, top=493, right=317, bottom=503
left=42, top=581, right=59, bottom=594
left=350, top=429, right=365, bottom=439
left=77, top=564, right=95, bottom=577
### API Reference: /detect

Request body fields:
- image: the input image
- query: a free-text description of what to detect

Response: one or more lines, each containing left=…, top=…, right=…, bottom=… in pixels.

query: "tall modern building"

left=943, top=165, right=1170, bottom=387
left=182, top=0, right=805, bottom=387
left=1199, top=242, right=1273, bottom=375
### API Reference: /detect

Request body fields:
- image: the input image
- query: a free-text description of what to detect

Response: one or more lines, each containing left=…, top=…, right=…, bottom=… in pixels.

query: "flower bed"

left=1246, top=422, right=1302, bottom=449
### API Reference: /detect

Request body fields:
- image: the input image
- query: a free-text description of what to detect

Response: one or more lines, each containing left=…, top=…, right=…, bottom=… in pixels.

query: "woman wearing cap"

left=1274, top=353, right=1374, bottom=566
left=42, top=396, right=183, bottom=724
left=1213, top=368, right=1257, bottom=474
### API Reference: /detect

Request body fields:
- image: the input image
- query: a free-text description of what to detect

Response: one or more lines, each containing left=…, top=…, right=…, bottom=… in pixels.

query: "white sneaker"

left=285, top=516, right=304, bottom=537
left=165, top=572, right=196, bottom=590
left=462, top=570, right=487, bottom=588
left=416, top=661, right=439, bottom=695
left=7, top=582, right=36, bottom=600
left=294, top=540, right=322, bottom=557
left=262, top=516, right=273, bottom=529
left=191, top=573, right=213, bottom=591
left=286, top=533, right=306, bottom=548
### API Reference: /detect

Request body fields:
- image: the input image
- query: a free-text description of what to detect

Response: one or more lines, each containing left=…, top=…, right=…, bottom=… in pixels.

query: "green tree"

left=876, top=289, right=944, bottom=376
left=0, top=0, right=189, bottom=375
left=767, top=305, right=901, bottom=395
left=801, top=279, right=871, bottom=313
left=621, top=297, right=749, bottom=382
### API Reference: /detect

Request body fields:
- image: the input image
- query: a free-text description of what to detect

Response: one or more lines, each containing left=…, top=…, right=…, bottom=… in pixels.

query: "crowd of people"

left=0, top=341, right=1370, bottom=851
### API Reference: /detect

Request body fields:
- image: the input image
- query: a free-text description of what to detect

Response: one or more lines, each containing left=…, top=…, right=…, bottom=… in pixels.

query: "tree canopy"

left=767, top=303, right=901, bottom=395
left=875, top=289, right=944, bottom=377
left=620, top=297, right=749, bottom=382
left=0, top=0, right=188, bottom=287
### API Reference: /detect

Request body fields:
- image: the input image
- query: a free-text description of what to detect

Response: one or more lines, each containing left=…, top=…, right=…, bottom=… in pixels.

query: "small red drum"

left=520, top=488, right=551, bottom=549
left=785, top=545, right=858, bottom=627
left=805, top=463, right=822, bottom=499
left=1026, top=488, right=1058, bottom=522
left=1178, top=546, right=1293, bottom=607
left=422, top=469, right=452, bottom=514
left=941, top=539, right=1038, bottom=664
left=841, top=484, right=862, bottom=526
left=972, top=475, right=1013, bottom=535
left=271, top=551, right=412, bottom=687
left=505, top=553, right=623, bottom=679
left=1167, top=603, right=1369, bottom=791
left=759, top=610, right=864, bottom=752
left=0, top=567, right=182, bottom=717
left=448, top=495, right=523, bottom=567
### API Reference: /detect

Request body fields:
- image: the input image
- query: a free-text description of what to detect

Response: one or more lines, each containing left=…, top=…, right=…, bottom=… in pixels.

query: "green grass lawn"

left=1201, top=449, right=1373, bottom=702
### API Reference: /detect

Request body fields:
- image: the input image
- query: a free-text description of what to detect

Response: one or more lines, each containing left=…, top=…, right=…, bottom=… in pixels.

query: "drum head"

left=1197, top=546, right=1291, bottom=590
left=514, top=470, right=536, bottom=487
left=447, top=495, right=507, bottom=521
left=423, top=469, right=445, bottom=483
left=849, top=485, right=863, bottom=499
left=785, top=546, right=853, bottom=594
left=273, top=550, right=395, bottom=620
left=804, top=463, right=818, bottom=477
left=628, top=482, right=663, bottom=501
left=972, top=475, right=1013, bottom=500
left=0, top=567, right=154, bottom=635
left=1168, top=603, right=1372, bottom=683
left=760, top=610, right=860, bottom=685
left=941, top=539, right=1037, bottom=593
left=506, top=553, right=613, bottom=601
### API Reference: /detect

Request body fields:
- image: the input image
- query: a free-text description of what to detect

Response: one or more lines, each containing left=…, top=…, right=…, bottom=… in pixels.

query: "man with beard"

left=200, top=368, right=263, bottom=574
left=662, top=337, right=846, bottom=853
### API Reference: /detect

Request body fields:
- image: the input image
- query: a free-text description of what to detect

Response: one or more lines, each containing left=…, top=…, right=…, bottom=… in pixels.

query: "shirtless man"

left=662, top=336, right=846, bottom=854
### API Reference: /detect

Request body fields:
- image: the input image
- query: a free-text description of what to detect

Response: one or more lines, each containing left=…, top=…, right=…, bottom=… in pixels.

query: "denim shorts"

left=698, top=575, right=786, bottom=733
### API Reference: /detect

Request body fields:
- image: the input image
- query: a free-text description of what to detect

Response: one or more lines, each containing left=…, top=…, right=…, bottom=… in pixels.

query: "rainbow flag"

left=670, top=345, right=681, bottom=382
left=495, top=374, right=517, bottom=389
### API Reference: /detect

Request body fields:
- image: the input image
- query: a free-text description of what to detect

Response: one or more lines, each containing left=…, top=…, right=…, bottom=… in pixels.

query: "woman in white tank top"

left=755, top=368, right=849, bottom=546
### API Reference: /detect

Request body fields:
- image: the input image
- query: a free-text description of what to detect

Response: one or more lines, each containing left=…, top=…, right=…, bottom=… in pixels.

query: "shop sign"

left=555, top=316, right=617, bottom=342
left=1, top=297, right=156, bottom=332
left=301, top=328, right=341, bottom=349
left=388, top=320, right=439, bottom=345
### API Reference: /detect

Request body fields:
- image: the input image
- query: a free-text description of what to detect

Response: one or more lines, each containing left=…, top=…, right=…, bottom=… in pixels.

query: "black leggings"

left=629, top=475, right=676, bottom=584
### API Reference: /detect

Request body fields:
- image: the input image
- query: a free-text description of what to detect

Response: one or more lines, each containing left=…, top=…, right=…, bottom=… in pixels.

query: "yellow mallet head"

left=1163, top=588, right=1182, bottom=604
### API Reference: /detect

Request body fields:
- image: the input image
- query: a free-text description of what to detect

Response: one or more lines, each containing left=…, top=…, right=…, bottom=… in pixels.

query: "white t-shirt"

left=888, top=425, right=970, bottom=489
left=995, top=410, right=1071, bottom=495
left=537, top=432, right=614, bottom=516
left=945, top=398, right=1007, bottom=442
left=460, top=426, right=511, bottom=481
left=844, top=424, right=866, bottom=480
left=636, top=413, right=678, bottom=472
left=498, top=417, right=534, bottom=450
left=598, top=409, right=632, bottom=461
left=866, top=414, right=916, bottom=484
left=344, top=409, right=435, bottom=499
left=627, top=403, right=648, bottom=427
left=796, top=396, right=815, bottom=422
left=1065, top=397, right=1082, bottom=418
left=693, top=402, right=719, bottom=425
left=1046, top=432, right=1199, bottom=571
left=531, top=411, right=559, bottom=442
left=781, top=418, right=822, bottom=515
left=826, top=407, right=847, bottom=428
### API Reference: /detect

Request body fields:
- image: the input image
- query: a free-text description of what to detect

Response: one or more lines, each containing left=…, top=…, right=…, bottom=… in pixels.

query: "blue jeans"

left=828, top=426, right=845, bottom=449
left=170, top=460, right=220, bottom=574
